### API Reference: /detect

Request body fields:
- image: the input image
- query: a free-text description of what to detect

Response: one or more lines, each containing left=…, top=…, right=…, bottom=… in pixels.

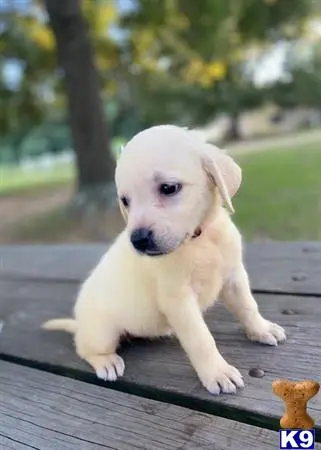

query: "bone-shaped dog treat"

left=272, top=379, right=320, bottom=429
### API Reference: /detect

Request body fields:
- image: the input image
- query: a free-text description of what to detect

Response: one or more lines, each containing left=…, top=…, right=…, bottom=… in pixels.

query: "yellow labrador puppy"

left=43, top=125, right=286, bottom=394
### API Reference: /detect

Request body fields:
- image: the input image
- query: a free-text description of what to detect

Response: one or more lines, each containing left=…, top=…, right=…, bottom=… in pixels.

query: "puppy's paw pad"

left=201, top=362, right=244, bottom=395
left=88, top=354, right=125, bottom=382
left=246, top=320, right=286, bottom=346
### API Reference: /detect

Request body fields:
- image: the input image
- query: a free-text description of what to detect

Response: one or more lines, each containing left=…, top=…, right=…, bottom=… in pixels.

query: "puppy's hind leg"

left=221, top=264, right=286, bottom=346
left=75, top=318, right=125, bottom=382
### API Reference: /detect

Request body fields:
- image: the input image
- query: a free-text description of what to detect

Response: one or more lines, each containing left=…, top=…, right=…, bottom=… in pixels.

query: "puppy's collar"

left=192, top=227, right=202, bottom=239
left=191, top=211, right=212, bottom=239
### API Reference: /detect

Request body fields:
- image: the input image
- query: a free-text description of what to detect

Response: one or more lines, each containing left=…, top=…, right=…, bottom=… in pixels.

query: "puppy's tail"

left=41, top=318, right=77, bottom=335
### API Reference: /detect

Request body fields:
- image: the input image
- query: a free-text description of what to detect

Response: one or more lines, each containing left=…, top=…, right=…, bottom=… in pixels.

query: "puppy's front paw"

left=87, top=353, right=125, bottom=381
left=246, top=319, right=286, bottom=346
left=200, top=358, right=244, bottom=395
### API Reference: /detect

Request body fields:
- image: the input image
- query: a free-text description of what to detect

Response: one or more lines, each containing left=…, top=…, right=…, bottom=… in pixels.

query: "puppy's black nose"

left=130, top=228, right=154, bottom=253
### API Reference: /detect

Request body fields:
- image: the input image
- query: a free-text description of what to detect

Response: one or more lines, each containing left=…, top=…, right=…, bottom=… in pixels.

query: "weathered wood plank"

left=1, top=242, right=321, bottom=294
left=244, top=241, right=321, bottom=295
left=1, top=279, right=320, bottom=431
left=0, top=244, right=107, bottom=282
left=0, top=360, right=284, bottom=450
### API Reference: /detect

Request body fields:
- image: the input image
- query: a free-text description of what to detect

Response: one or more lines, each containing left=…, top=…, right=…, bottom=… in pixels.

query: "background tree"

left=0, top=0, right=316, bottom=170
left=0, top=2, right=54, bottom=161
left=121, top=0, right=312, bottom=139
left=43, top=0, right=116, bottom=209
left=269, top=41, right=321, bottom=114
left=0, top=0, right=123, bottom=207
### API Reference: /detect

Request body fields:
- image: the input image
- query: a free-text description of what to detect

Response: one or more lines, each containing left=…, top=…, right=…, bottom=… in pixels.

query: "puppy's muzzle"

left=130, top=228, right=162, bottom=256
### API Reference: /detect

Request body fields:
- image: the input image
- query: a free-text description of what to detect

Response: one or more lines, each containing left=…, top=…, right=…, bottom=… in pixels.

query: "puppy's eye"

left=159, top=182, right=182, bottom=196
left=120, top=196, right=130, bottom=208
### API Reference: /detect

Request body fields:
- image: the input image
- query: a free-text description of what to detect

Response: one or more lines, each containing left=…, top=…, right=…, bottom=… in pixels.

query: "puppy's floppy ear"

left=201, top=143, right=242, bottom=214
left=118, top=198, right=128, bottom=224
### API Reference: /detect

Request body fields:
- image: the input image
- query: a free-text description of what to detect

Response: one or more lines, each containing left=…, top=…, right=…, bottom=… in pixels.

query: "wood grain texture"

left=244, top=241, right=321, bottom=295
left=1, top=279, right=320, bottom=431
left=1, top=242, right=321, bottom=294
left=0, top=244, right=107, bottom=283
left=0, top=360, right=285, bottom=450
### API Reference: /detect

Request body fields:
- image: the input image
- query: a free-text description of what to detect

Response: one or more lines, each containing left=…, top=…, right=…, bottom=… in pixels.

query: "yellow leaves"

left=207, top=61, right=226, bottom=79
left=29, top=23, right=55, bottom=50
left=82, top=1, right=118, bottom=36
left=133, top=29, right=156, bottom=55
left=198, top=76, right=213, bottom=88
left=132, top=28, right=161, bottom=73
left=12, top=3, right=55, bottom=51
left=143, top=58, right=160, bottom=72
left=167, top=14, right=189, bottom=31
left=96, top=54, right=113, bottom=71
left=184, top=57, right=203, bottom=79
left=183, top=58, right=226, bottom=87
left=135, top=57, right=159, bottom=73
left=230, top=48, right=244, bottom=61
left=106, top=80, right=118, bottom=96
left=163, top=0, right=189, bottom=30
left=81, top=1, right=119, bottom=72
left=95, top=3, right=117, bottom=35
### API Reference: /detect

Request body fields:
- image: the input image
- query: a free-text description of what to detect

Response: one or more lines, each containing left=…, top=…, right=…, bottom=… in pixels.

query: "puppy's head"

left=115, top=125, right=241, bottom=256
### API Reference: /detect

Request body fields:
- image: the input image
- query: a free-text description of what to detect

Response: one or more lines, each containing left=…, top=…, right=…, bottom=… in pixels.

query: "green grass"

left=0, top=162, right=75, bottom=196
left=1, top=142, right=321, bottom=242
left=233, top=144, right=321, bottom=240
left=10, top=207, right=80, bottom=242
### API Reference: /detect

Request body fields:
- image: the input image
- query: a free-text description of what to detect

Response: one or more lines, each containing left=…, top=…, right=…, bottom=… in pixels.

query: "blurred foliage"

left=0, top=0, right=319, bottom=163
left=0, top=0, right=122, bottom=161
left=121, top=0, right=314, bottom=133
left=269, top=43, right=321, bottom=109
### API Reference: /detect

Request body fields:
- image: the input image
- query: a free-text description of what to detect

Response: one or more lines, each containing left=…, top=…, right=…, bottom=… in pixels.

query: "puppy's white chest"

left=190, top=245, right=224, bottom=311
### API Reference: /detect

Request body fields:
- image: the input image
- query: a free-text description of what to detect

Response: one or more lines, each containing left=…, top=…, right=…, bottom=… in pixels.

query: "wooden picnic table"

left=1, top=242, right=321, bottom=449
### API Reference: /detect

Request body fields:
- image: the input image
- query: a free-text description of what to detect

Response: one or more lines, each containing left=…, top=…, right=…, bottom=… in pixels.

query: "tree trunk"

left=44, top=0, right=116, bottom=211
left=227, top=111, right=241, bottom=141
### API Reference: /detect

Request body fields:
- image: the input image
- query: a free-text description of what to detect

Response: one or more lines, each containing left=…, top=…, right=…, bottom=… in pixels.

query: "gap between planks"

left=0, top=359, right=291, bottom=450
left=1, top=280, right=321, bottom=440
left=2, top=274, right=320, bottom=299
left=1, top=352, right=320, bottom=443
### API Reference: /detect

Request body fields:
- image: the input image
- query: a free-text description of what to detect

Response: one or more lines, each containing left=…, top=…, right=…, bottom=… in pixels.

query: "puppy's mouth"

left=146, top=228, right=202, bottom=257
left=145, top=250, right=166, bottom=257
left=141, top=244, right=178, bottom=257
